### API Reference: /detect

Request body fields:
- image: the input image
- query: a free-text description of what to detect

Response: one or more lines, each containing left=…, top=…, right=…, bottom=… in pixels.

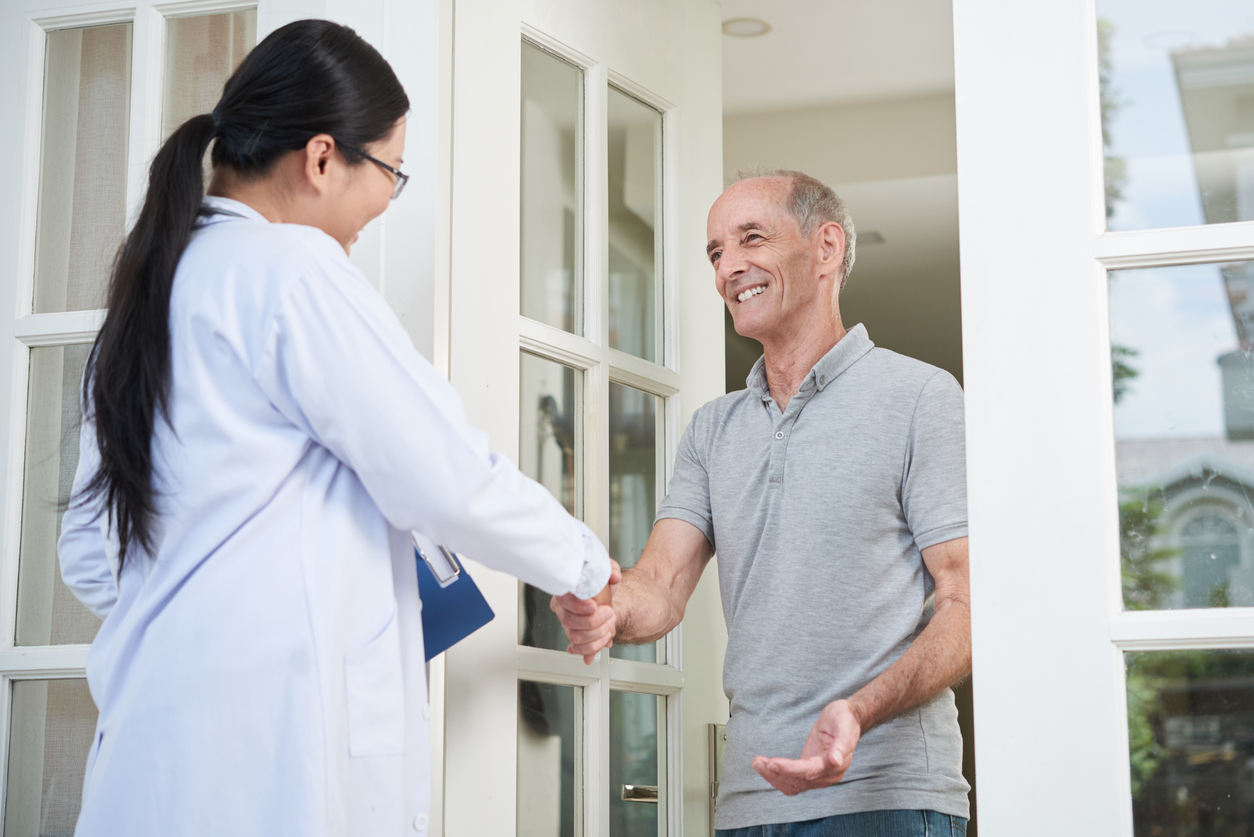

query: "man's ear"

left=816, top=221, right=846, bottom=276
left=302, top=134, right=337, bottom=195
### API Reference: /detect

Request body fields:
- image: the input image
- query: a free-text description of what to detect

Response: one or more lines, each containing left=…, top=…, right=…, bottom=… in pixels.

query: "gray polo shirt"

left=658, top=324, right=969, bottom=829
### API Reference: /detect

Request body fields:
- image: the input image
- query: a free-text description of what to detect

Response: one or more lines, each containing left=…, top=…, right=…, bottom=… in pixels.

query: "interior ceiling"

left=719, top=0, right=956, bottom=114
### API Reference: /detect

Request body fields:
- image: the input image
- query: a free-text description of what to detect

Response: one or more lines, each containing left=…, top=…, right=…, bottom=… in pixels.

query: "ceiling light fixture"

left=722, top=18, right=772, bottom=38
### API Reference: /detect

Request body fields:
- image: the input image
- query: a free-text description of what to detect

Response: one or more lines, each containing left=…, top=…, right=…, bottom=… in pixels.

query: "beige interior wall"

left=724, top=92, right=957, bottom=185
left=721, top=92, right=963, bottom=388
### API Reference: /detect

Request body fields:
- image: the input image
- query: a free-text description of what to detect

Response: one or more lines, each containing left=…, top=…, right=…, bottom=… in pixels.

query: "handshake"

left=550, top=559, right=624, bottom=664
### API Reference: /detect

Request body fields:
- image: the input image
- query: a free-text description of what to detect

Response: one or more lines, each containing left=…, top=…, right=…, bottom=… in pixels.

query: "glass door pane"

left=1126, top=649, right=1254, bottom=836
left=1111, top=260, right=1254, bottom=611
left=162, top=11, right=257, bottom=138
left=519, top=681, right=581, bottom=837
left=16, top=344, right=101, bottom=646
left=33, top=23, right=132, bottom=314
left=1097, top=0, right=1254, bottom=229
left=610, top=690, right=664, bottom=837
left=3, top=679, right=98, bottom=837
left=608, top=383, right=660, bottom=663
left=607, top=88, right=661, bottom=362
left=519, top=352, right=582, bottom=652
left=521, top=41, right=583, bottom=335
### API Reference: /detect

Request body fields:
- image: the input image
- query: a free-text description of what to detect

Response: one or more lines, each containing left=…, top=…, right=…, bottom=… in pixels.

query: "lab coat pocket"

left=344, top=609, right=405, bottom=757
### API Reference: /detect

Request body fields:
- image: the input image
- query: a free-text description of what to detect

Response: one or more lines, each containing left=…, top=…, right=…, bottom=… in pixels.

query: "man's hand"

left=551, top=560, right=622, bottom=664
left=751, top=699, right=862, bottom=795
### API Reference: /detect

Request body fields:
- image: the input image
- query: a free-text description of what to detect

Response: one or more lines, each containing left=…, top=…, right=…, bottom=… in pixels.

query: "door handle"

left=621, top=784, right=659, bottom=803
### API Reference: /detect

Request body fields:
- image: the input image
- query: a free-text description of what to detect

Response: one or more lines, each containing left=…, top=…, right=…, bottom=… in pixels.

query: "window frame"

left=0, top=1, right=260, bottom=827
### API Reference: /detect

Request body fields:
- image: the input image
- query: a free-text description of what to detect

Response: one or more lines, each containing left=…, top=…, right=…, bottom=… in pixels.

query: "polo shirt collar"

left=745, top=323, right=875, bottom=399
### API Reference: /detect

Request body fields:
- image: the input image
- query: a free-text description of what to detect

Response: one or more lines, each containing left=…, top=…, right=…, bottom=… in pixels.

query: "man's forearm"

left=846, top=598, right=971, bottom=733
left=614, top=566, right=686, bottom=644
left=553, top=519, right=713, bottom=658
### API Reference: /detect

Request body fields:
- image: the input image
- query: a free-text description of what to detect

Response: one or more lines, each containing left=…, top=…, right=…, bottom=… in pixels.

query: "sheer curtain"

left=162, top=11, right=256, bottom=138
left=32, top=24, right=132, bottom=314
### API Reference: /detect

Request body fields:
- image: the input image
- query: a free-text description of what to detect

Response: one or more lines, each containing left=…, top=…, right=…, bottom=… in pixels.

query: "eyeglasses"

left=338, top=141, right=409, bottom=200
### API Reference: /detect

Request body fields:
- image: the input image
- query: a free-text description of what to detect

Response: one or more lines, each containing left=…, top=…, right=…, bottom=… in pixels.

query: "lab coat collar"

left=201, top=195, right=270, bottom=224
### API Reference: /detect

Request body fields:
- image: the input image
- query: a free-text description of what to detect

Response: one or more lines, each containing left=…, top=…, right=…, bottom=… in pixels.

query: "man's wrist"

left=844, top=695, right=874, bottom=732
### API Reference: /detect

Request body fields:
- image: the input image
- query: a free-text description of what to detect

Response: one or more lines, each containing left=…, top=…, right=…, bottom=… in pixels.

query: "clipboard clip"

left=413, top=535, right=463, bottom=588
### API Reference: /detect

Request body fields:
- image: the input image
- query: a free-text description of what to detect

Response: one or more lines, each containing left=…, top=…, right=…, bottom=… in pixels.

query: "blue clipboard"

left=414, top=538, right=495, bottom=661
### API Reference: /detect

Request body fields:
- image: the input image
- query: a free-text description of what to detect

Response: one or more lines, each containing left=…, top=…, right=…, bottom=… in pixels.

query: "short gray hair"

left=731, top=168, right=857, bottom=288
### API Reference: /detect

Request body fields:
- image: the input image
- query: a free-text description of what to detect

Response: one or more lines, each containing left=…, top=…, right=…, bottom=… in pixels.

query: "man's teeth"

left=737, top=286, right=766, bottom=303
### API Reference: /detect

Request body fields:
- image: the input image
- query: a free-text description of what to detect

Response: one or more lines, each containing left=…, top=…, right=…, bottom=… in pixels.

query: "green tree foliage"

left=1125, top=672, right=1161, bottom=797
left=1123, top=494, right=1178, bottom=803
left=1112, top=344, right=1139, bottom=405
left=1098, top=19, right=1128, bottom=219
left=1120, top=495, right=1179, bottom=611
left=1120, top=494, right=1180, bottom=798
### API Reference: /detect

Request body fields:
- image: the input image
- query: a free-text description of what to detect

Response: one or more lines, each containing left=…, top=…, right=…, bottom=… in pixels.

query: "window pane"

left=519, top=353, right=580, bottom=652
left=608, top=88, right=661, bottom=362
left=609, top=383, right=660, bottom=663
left=17, top=345, right=102, bottom=646
left=1112, top=261, right=1254, bottom=610
left=33, top=23, right=132, bottom=314
left=518, top=681, right=579, bottom=837
left=163, top=11, right=256, bottom=139
left=1097, top=0, right=1254, bottom=230
left=610, top=690, right=664, bottom=837
left=3, top=679, right=98, bottom=837
left=1126, top=650, right=1254, bottom=836
left=521, top=41, right=582, bottom=335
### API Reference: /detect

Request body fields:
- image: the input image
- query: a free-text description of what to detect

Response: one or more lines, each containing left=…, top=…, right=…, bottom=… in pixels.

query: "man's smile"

left=736, top=284, right=767, bottom=303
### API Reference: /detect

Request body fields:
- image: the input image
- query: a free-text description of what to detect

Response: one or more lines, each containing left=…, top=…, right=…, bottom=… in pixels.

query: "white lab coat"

left=58, top=197, right=609, bottom=837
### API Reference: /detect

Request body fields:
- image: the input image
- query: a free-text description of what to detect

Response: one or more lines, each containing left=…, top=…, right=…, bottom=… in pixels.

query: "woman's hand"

left=551, top=560, right=622, bottom=664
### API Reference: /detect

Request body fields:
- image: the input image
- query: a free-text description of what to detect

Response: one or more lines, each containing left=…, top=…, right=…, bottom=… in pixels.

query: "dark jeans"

left=716, top=809, right=968, bottom=837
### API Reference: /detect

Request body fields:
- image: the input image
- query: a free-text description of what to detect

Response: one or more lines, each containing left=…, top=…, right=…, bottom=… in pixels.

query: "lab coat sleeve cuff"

left=571, top=524, right=612, bottom=600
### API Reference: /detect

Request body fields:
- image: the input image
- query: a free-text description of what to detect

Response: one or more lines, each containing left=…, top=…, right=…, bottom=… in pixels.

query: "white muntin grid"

left=516, top=28, right=682, bottom=837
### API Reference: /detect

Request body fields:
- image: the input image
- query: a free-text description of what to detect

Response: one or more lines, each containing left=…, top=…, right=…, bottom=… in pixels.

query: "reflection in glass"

left=1097, top=0, right=1254, bottom=230
left=610, top=690, right=663, bottom=837
left=521, top=40, right=582, bottom=335
left=518, top=681, right=579, bottom=837
left=1112, top=261, right=1254, bottom=611
left=163, top=11, right=256, bottom=139
left=4, top=679, right=98, bottom=837
left=17, top=345, right=101, bottom=646
left=1126, top=650, right=1254, bottom=836
left=608, top=88, right=661, bottom=362
left=33, top=23, right=133, bottom=314
left=519, top=353, right=580, bottom=652
left=609, top=383, right=660, bottom=662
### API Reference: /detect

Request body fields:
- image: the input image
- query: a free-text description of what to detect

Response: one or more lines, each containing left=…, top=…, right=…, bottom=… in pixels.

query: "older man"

left=554, top=170, right=971, bottom=836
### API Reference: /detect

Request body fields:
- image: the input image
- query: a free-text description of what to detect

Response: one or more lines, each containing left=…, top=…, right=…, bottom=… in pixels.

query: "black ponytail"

left=81, top=20, right=409, bottom=565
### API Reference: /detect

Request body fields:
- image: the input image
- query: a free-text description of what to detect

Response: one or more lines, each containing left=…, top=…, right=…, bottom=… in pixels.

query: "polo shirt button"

left=414, top=813, right=428, bottom=830
left=774, top=431, right=784, bottom=440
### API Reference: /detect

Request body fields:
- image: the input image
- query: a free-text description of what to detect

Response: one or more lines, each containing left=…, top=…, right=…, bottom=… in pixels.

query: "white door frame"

left=438, top=1, right=725, bottom=834
left=953, top=0, right=1254, bottom=833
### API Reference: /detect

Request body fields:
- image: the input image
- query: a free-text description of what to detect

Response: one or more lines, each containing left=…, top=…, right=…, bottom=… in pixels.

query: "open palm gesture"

left=751, top=699, right=862, bottom=796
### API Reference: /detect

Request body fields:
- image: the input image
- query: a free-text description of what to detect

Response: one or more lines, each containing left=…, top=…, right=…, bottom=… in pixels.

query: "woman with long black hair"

left=58, top=19, right=612, bottom=836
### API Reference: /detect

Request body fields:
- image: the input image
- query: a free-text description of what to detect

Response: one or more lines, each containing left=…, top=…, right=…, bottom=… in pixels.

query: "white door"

left=0, top=0, right=437, bottom=832
left=954, top=0, right=1254, bottom=833
left=435, top=1, right=725, bottom=835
